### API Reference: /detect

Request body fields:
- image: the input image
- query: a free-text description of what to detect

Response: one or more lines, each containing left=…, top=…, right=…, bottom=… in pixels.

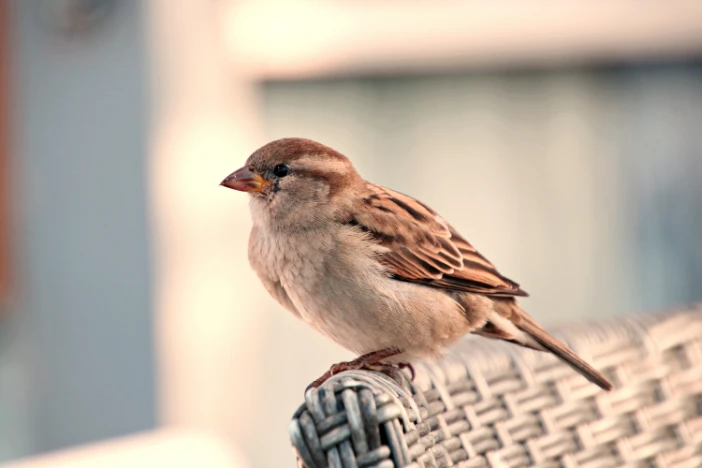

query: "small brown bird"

left=221, top=138, right=613, bottom=391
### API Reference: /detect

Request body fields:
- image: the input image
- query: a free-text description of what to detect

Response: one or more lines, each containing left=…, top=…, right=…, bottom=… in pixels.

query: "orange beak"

left=220, top=167, right=271, bottom=193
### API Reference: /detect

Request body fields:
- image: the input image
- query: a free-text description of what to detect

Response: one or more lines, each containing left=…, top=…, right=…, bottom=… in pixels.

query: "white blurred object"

left=3, top=429, right=249, bottom=468
left=147, top=0, right=268, bottom=449
left=224, top=0, right=702, bottom=79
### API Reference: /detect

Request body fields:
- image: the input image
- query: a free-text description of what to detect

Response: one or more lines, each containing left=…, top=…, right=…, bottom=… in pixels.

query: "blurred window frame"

left=223, top=1, right=702, bottom=80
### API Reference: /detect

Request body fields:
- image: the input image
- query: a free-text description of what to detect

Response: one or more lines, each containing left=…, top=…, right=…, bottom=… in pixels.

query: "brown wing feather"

left=348, top=184, right=528, bottom=298
left=345, top=183, right=612, bottom=390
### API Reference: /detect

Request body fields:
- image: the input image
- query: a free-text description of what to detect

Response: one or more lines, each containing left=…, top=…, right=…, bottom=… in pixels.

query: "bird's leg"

left=308, top=347, right=402, bottom=388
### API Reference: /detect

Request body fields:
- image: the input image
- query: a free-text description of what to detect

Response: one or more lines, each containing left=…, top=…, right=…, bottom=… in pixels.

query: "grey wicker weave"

left=290, top=307, right=702, bottom=467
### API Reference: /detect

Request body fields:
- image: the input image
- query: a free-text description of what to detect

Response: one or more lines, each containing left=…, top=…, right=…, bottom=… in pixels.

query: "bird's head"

left=221, top=138, right=361, bottom=228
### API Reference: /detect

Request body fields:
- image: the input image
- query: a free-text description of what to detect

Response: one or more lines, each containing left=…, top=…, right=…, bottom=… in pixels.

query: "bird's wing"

left=342, top=183, right=614, bottom=390
left=345, top=183, right=528, bottom=298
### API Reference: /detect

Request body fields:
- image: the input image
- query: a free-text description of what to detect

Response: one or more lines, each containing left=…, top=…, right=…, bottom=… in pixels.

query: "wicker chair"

left=290, top=307, right=702, bottom=467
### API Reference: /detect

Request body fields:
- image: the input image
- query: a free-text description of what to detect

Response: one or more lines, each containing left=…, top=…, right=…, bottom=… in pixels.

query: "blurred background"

left=1, top=1, right=702, bottom=467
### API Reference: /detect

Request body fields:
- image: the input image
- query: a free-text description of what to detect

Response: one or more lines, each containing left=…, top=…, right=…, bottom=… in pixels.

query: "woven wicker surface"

left=290, top=307, right=702, bottom=467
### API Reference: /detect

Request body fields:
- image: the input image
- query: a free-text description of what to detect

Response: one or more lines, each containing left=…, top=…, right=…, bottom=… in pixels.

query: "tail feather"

left=515, top=317, right=613, bottom=391
left=475, top=306, right=613, bottom=391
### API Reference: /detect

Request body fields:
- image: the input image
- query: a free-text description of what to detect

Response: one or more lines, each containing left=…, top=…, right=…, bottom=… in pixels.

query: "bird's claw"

left=398, top=362, right=416, bottom=380
left=307, top=348, right=415, bottom=390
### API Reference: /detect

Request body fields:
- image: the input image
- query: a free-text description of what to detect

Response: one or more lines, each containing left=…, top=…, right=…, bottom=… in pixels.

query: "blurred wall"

left=619, top=66, right=702, bottom=309
left=1, top=0, right=154, bottom=460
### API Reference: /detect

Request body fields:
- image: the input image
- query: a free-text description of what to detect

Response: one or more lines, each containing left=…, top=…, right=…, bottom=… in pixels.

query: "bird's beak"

left=220, top=167, right=271, bottom=193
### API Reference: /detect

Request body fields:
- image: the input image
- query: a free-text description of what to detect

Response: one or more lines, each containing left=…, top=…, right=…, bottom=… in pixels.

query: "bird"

left=220, top=137, right=613, bottom=391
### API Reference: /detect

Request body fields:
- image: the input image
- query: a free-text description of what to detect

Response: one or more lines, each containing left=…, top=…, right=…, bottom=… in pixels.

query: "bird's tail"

left=475, top=303, right=613, bottom=391
left=515, top=316, right=613, bottom=391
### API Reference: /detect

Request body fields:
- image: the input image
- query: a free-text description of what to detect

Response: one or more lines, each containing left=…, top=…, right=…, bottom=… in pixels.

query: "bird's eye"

left=273, top=164, right=291, bottom=178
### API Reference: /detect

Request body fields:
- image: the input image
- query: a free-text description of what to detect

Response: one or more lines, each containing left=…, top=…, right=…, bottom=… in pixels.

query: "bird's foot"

left=308, top=347, right=403, bottom=389
left=361, top=362, right=415, bottom=383
left=398, top=362, right=416, bottom=381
